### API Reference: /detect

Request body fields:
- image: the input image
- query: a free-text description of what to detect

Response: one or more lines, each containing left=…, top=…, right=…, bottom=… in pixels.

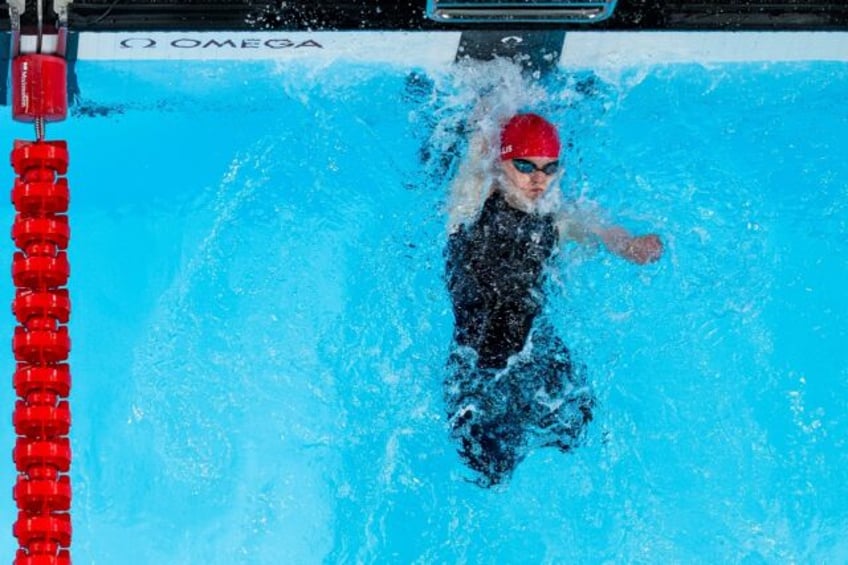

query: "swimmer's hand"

left=625, top=234, right=663, bottom=264
left=600, top=228, right=664, bottom=265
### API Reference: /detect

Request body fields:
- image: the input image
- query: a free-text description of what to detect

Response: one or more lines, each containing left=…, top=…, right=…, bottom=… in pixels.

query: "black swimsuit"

left=446, top=190, right=558, bottom=368
left=443, top=190, right=594, bottom=487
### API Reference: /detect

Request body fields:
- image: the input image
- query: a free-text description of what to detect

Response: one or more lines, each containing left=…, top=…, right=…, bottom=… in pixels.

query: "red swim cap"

left=500, top=113, right=561, bottom=160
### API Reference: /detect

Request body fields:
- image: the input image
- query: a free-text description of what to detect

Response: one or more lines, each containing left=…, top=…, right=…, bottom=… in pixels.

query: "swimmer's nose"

left=530, top=171, right=547, bottom=185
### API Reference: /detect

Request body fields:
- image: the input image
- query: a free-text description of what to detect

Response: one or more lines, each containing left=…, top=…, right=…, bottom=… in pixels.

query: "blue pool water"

left=2, top=53, right=848, bottom=563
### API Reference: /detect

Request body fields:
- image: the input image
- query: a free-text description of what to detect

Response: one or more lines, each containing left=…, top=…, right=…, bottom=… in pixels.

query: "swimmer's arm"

left=556, top=212, right=664, bottom=265
left=596, top=226, right=664, bottom=265
left=447, top=127, right=494, bottom=231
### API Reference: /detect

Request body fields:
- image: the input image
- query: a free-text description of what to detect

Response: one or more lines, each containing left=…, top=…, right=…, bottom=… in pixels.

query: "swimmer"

left=444, top=113, right=662, bottom=487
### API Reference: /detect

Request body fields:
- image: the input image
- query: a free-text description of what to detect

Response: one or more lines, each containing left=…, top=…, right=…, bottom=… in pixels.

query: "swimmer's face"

left=501, top=157, right=560, bottom=201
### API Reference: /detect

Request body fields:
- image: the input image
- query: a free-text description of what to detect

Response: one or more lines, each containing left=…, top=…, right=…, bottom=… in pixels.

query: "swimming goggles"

left=511, top=158, right=560, bottom=176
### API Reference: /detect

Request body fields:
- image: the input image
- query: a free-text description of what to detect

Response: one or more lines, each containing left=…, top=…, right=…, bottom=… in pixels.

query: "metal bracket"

left=8, top=0, right=26, bottom=32
left=7, top=0, right=70, bottom=56
left=427, top=0, right=619, bottom=24
left=54, top=0, right=72, bottom=25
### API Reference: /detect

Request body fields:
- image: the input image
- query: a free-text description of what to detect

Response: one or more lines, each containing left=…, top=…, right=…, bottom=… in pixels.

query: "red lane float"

left=11, top=55, right=68, bottom=124
left=10, top=23, right=73, bottom=564
left=10, top=139, right=73, bottom=564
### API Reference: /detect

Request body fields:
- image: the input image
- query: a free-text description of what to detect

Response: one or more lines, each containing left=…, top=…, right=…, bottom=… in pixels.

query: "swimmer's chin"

left=503, top=190, right=540, bottom=213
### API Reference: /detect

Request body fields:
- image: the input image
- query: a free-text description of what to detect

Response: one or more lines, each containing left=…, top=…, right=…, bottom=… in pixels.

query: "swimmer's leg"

left=526, top=334, right=596, bottom=452
left=453, top=408, right=526, bottom=487
left=540, top=396, right=594, bottom=453
left=444, top=352, right=527, bottom=487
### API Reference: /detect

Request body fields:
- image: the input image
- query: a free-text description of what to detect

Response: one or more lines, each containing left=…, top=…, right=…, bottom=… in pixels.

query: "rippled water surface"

left=1, top=58, right=847, bottom=562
